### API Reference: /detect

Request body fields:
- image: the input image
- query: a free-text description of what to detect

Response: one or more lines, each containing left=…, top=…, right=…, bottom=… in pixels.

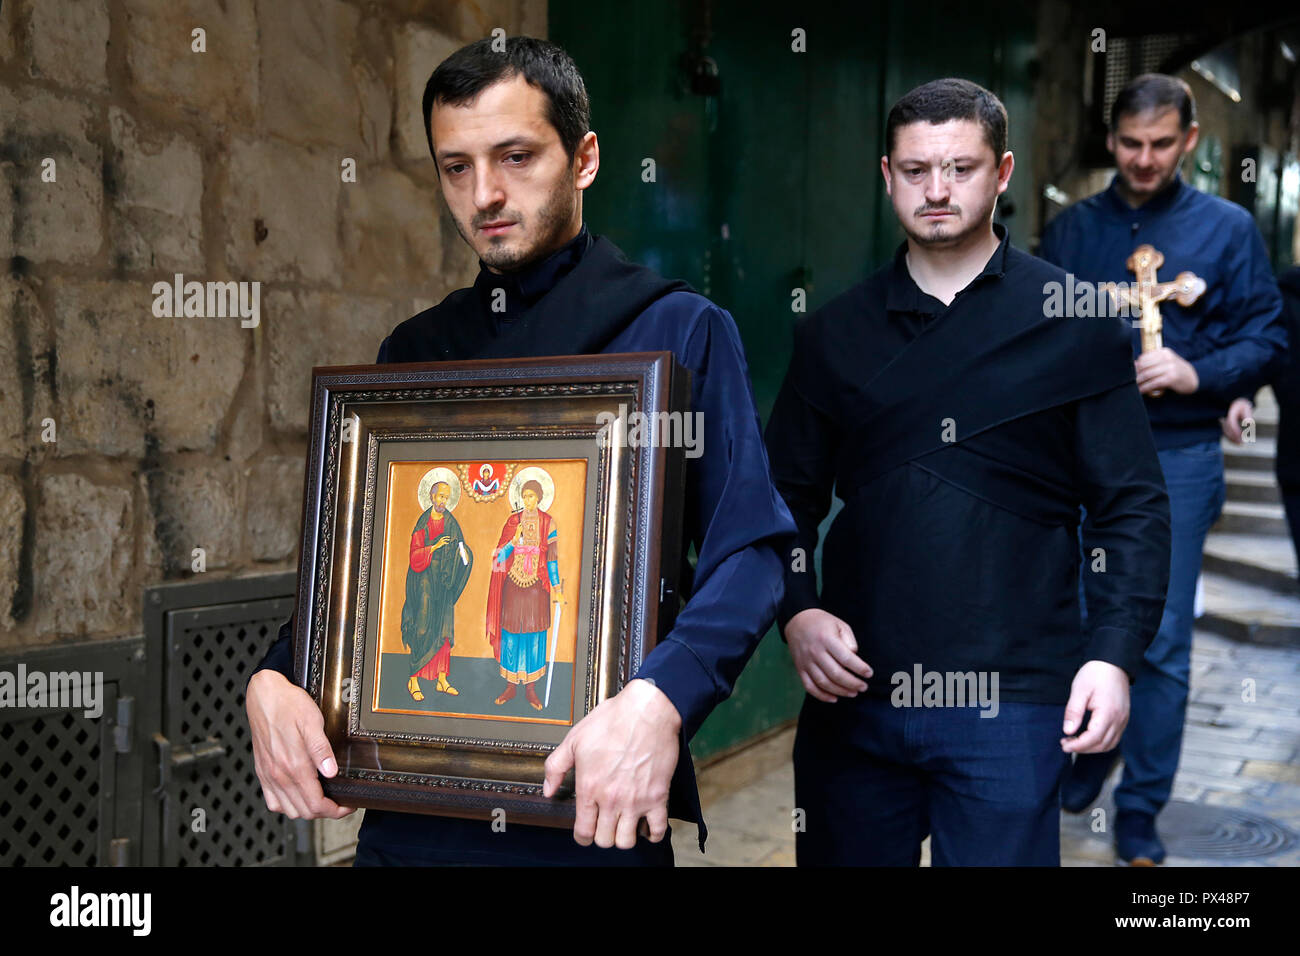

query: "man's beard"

left=455, top=175, right=576, bottom=272
left=901, top=193, right=995, bottom=248
left=433, top=502, right=445, bottom=513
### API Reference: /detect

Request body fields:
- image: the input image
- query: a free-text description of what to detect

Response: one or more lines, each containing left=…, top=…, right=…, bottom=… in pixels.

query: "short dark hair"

left=422, top=35, right=591, bottom=162
left=1110, top=73, right=1196, bottom=132
left=885, top=78, right=1008, bottom=161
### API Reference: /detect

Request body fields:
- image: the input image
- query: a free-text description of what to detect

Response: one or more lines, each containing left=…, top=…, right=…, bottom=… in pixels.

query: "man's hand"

left=430, top=534, right=451, bottom=551
left=246, top=669, right=356, bottom=820
left=784, top=608, right=872, bottom=703
left=1061, top=660, right=1130, bottom=753
left=542, top=678, right=680, bottom=849
left=1221, top=397, right=1254, bottom=443
left=1135, top=347, right=1199, bottom=396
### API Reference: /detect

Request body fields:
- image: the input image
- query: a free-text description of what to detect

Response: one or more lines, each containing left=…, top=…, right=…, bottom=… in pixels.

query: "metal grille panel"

left=1102, top=33, right=1192, bottom=126
left=0, top=708, right=107, bottom=866
left=160, top=596, right=298, bottom=867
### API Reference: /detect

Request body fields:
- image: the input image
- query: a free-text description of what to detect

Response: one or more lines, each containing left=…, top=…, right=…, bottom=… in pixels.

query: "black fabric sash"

left=386, top=236, right=693, bottom=363
left=910, top=441, right=1081, bottom=529
left=831, top=275, right=1136, bottom=523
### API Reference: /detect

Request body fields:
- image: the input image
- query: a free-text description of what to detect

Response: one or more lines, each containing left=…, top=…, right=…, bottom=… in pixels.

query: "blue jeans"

left=1079, top=438, right=1225, bottom=816
left=793, top=694, right=1070, bottom=865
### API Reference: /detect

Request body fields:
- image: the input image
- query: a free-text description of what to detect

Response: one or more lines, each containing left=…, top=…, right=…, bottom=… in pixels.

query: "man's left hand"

left=1061, top=660, right=1130, bottom=753
left=1135, top=347, right=1199, bottom=396
left=543, top=678, right=681, bottom=849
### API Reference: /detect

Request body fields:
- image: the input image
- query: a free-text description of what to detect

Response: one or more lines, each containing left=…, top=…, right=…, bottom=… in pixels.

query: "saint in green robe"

left=400, top=505, right=473, bottom=676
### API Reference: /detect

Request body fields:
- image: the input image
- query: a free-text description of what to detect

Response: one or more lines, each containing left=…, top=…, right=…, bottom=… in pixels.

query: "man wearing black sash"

left=765, top=79, right=1172, bottom=866
left=245, top=37, right=795, bottom=865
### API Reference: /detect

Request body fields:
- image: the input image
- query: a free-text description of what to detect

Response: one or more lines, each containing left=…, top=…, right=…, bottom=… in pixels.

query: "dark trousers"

left=793, top=694, right=1070, bottom=866
left=1281, top=483, right=1300, bottom=578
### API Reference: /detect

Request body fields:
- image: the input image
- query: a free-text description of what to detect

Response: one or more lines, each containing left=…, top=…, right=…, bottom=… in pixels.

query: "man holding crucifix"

left=1041, top=73, right=1287, bottom=865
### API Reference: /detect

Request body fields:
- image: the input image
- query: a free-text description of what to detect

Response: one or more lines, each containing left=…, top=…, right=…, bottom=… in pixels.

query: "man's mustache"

left=472, top=209, right=524, bottom=229
left=915, top=203, right=961, bottom=217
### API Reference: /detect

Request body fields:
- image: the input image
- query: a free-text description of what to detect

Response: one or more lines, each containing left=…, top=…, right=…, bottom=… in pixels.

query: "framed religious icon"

left=290, top=352, right=691, bottom=826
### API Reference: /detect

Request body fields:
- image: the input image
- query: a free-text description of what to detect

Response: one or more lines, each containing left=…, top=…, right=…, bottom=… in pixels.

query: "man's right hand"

left=783, top=608, right=873, bottom=703
left=246, top=669, right=356, bottom=820
left=1221, top=397, right=1253, bottom=443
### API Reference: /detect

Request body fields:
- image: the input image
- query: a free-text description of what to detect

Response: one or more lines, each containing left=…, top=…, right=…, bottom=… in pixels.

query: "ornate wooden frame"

left=290, top=352, right=690, bottom=825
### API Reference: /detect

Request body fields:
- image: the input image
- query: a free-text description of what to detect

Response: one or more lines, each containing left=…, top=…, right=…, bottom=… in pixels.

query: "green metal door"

left=551, top=0, right=1038, bottom=759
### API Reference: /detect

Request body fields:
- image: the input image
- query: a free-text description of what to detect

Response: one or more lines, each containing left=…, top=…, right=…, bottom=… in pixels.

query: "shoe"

left=1061, top=749, right=1120, bottom=813
left=1115, top=810, right=1165, bottom=865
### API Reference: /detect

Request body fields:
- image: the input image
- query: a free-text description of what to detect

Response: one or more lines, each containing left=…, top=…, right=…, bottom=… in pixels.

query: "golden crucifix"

left=1103, top=244, right=1207, bottom=397
left=1104, top=244, right=1207, bottom=352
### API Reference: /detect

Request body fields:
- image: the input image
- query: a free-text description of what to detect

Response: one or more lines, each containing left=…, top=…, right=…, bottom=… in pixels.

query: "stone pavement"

left=671, top=631, right=1300, bottom=866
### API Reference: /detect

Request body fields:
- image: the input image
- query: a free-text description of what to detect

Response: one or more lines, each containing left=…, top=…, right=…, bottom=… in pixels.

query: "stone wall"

left=0, top=0, right=547, bottom=649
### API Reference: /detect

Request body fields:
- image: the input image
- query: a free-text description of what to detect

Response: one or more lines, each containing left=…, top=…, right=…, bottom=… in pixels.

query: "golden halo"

left=509, top=466, right=555, bottom=512
left=417, top=467, right=461, bottom=512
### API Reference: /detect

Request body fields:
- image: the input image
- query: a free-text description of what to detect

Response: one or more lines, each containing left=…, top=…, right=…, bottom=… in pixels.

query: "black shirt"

left=764, top=227, right=1172, bottom=703
left=476, top=223, right=592, bottom=324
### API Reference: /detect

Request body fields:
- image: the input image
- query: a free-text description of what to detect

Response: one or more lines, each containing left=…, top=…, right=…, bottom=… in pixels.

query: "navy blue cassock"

left=251, top=224, right=796, bottom=865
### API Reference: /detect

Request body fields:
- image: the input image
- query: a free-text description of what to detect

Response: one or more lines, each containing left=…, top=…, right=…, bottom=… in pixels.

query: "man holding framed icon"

left=245, top=35, right=795, bottom=866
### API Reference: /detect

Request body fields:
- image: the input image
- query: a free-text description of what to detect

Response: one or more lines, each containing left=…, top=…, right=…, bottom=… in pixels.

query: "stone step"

left=1222, top=436, right=1277, bottom=473
left=1199, top=571, right=1300, bottom=648
left=1203, top=532, right=1298, bottom=594
left=1253, top=396, right=1279, bottom=416
left=1213, top=500, right=1291, bottom=536
left=1225, top=468, right=1283, bottom=505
